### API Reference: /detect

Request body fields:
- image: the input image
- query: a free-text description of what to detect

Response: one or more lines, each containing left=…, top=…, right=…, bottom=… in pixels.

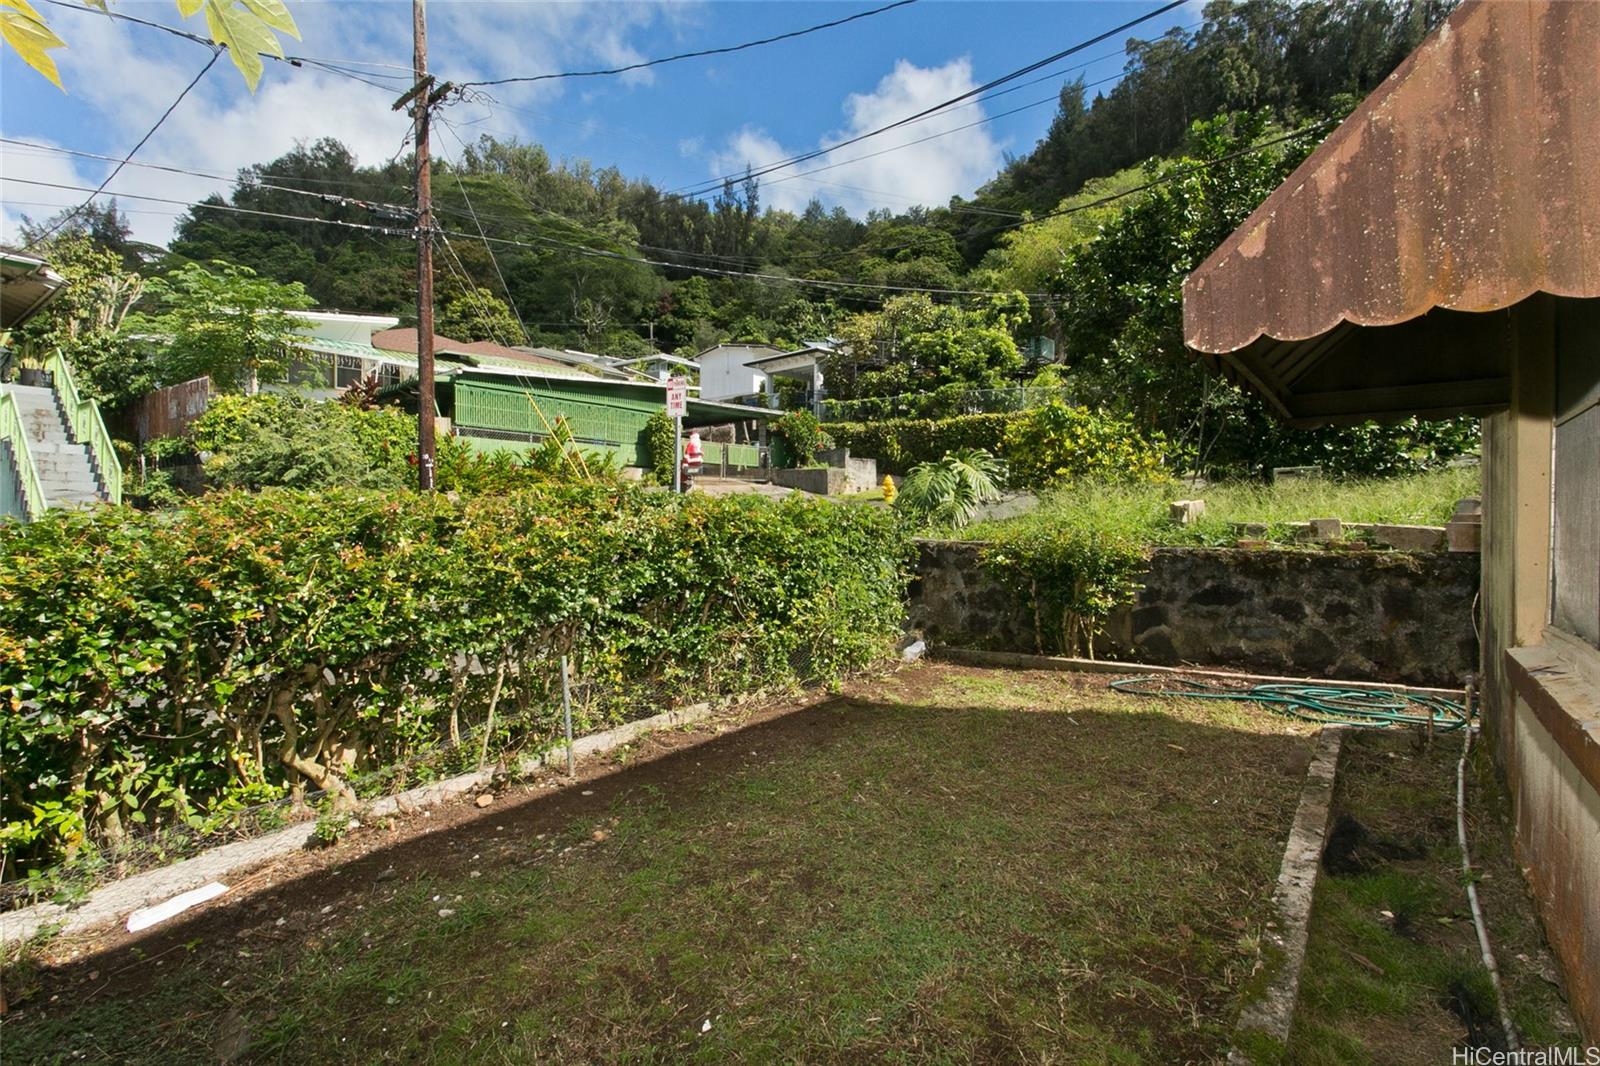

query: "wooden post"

left=561, top=655, right=575, bottom=776
left=411, top=0, right=436, bottom=491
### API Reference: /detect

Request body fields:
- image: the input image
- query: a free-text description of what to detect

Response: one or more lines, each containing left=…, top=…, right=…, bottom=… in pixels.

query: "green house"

left=421, top=365, right=777, bottom=470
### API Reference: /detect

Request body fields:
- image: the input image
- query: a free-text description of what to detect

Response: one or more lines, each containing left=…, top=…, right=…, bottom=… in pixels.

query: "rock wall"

left=909, top=541, right=1480, bottom=687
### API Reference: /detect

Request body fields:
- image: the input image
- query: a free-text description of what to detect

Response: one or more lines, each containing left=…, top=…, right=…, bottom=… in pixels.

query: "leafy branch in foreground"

left=2, top=0, right=300, bottom=92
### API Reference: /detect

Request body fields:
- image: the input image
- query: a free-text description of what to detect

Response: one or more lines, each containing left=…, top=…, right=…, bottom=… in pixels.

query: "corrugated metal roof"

left=294, top=337, right=415, bottom=364
left=1185, top=0, right=1600, bottom=360
left=0, top=250, right=65, bottom=329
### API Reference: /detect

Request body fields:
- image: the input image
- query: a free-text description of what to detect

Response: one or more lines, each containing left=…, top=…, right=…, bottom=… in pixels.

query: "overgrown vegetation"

left=642, top=409, right=677, bottom=484
left=0, top=487, right=910, bottom=875
left=963, top=467, right=1483, bottom=548
left=963, top=466, right=1481, bottom=658
left=830, top=401, right=1172, bottom=480
left=1002, top=401, right=1172, bottom=488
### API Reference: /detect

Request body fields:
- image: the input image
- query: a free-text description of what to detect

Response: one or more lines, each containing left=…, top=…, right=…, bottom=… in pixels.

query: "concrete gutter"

left=1229, top=726, right=1347, bottom=1062
left=0, top=699, right=729, bottom=946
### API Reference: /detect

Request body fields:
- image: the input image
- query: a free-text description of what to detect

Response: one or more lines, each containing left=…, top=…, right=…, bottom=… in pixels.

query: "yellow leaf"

left=236, top=0, right=298, bottom=38
left=0, top=0, right=66, bottom=91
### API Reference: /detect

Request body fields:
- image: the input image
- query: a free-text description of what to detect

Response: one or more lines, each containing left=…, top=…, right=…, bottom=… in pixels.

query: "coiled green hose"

left=1108, top=675, right=1471, bottom=731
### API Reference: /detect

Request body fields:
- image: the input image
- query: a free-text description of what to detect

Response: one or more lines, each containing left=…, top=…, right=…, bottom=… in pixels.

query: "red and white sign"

left=665, top=377, right=688, bottom=418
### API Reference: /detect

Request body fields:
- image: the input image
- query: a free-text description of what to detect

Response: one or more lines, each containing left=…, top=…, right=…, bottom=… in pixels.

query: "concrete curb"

left=1229, top=725, right=1347, bottom=1062
left=927, top=645, right=1466, bottom=700
left=1, top=698, right=729, bottom=946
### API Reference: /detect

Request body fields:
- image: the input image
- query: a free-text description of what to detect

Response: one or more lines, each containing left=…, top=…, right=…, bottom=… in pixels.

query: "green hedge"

left=0, top=487, right=911, bottom=872
left=828, top=412, right=1020, bottom=473
left=830, top=403, right=1171, bottom=486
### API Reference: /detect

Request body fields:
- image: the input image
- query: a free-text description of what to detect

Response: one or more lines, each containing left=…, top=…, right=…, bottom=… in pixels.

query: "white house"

left=696, top=342, right=783, bottom=404
left=696, top=341, right=834, bottom=413
left=286, top=311, right=406, bottom=397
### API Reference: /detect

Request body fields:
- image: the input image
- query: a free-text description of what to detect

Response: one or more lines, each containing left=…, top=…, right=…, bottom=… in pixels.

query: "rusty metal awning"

left=1183, top=0, right=1600, bottom=426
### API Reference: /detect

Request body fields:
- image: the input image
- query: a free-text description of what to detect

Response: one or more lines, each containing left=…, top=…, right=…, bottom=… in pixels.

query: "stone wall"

left=909, top=540, right=1480, bottom=687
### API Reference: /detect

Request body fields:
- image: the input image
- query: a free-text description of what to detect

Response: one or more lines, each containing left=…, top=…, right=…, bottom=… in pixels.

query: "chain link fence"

left=0, top=642, right=825, bottom=916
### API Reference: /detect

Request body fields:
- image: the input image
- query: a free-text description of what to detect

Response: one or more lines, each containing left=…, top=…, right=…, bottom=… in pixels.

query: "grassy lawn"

left=1282, top=729, right=1583, bottom=1063
left=3, top=664, right=1317, bottom=1064
left=963, top=467, right=1482, bottom=547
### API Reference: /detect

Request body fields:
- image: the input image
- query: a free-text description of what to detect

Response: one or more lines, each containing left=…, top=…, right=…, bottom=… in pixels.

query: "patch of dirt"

left=1321, top=813, right=1426, bottom=876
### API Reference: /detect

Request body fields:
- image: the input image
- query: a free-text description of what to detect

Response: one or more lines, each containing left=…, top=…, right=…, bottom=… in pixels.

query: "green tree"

left=829, top=292, right=1029, bottom=403
left=135, top=260, right=314, bottom=394
left=13, top=233, right=154, bottom=408
left=1051, top=111, right=1477, bottom=476
left=437, top=285, right=522, bottom=344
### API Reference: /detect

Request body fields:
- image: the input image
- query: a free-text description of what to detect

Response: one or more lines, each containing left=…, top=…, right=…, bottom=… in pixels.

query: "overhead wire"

left=2, top=138, right=417, bottom=218
left=23, top=49, right=221, bottom=249
left=10, top=114, right=1328, bottom=305
left=667, top=0, right=1187, bottom=198
left=460, top=0, right=920, bottom=88
left=35, top=0, right=414, bottom=94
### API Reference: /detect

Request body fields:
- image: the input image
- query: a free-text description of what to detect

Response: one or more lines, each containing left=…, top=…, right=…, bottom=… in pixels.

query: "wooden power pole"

left=410, top=0, right=436, bottom=490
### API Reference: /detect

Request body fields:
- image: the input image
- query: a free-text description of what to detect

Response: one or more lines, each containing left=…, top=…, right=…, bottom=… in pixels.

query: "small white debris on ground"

left=126, top=881, right=229, bottom=932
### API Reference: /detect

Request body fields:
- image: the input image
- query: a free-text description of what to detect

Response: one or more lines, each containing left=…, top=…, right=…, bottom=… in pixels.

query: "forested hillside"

left=23, top=0, right=1467, bottom=475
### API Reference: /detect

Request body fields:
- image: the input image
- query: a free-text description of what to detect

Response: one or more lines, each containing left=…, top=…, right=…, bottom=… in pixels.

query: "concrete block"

left=1308, top=518, right=1342, bottom=542
left=1372, top=524, right=1447, bottom=552
left=771, top=466, right=846, bottom=495
left=1169, top=499, right=1206, bottom=525
left=1446, top=498, right=1482, bottom=553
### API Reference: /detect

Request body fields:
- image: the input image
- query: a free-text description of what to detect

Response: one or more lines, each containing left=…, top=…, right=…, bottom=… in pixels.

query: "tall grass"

left=963, top=466, right=1481, bottom=547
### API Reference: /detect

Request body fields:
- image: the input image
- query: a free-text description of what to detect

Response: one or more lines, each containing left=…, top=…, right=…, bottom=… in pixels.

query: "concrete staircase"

left=3, top=384, right=107, bottom=508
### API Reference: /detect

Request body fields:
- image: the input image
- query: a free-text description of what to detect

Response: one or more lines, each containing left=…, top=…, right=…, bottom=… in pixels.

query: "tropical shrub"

left=0, top=486, right=911, bottom=873
left=643, top=410, right=677, bottom=484
left=1001, top=402, right=1172, bottom=488
left=980, top=508, right=1150, bottom=659
left=893, top=450, right=1003, bottom=529
left=772, top=410, right=831, bottom=468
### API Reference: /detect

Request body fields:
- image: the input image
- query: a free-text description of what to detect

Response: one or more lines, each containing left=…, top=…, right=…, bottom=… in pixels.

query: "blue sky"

left=1, top=1, right=1195, bottom=245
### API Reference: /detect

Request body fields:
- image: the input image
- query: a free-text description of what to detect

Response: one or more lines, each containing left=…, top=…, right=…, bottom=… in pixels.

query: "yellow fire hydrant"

left=881, top=475, right=897, bottom=504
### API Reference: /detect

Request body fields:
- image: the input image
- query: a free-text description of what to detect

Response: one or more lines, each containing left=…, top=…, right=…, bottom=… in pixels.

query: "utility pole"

left=410, top=0, right=436, bottom=490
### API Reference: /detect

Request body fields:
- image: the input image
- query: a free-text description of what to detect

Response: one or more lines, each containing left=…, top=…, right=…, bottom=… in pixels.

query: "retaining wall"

left=909, top=541, right=1480, bottom=688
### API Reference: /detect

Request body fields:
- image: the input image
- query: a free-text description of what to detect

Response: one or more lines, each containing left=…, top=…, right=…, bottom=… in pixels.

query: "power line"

left=976, top=119, right=1337, bottom=241
left=2, top=138, right=417, bottom=218
left=24, top=49, right=221, bottom=249
left=9, top=117, right=1331, bottom=306
left=461, top=0, right=920, bottom=88
left=35, top=0, right=413, bottom=94
left=669, top=0, right=1187, bottom=199
left=7, top=178, right=415, bottom=238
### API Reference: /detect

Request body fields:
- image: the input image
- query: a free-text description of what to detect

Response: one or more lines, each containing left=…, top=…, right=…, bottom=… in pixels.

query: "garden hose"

left=1108, top=675, right=1471, bottom=731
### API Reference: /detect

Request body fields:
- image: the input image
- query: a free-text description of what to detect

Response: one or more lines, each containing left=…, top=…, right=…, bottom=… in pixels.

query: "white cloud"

left=707, top=57, right=1003, bottom=217
left=1, top=0, right=699, bottom=245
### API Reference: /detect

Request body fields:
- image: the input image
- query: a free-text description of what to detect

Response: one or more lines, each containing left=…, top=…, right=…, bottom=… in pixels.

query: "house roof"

left=0, top=250, right=65, bottom=329
left=746, top=346, right=827, bottom=369
left=695, top=342, right=783, bottom=359
left=511, top=346, right=635, bottom=379
left=371, top=329, right=573, bottom=372
left=1182, top=0, right=1600, bottom=424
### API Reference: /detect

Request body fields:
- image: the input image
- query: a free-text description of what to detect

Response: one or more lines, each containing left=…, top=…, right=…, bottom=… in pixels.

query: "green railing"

left=0, top=390, right=47, bottom=520
left=44, top=350, right=122, bottom=504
